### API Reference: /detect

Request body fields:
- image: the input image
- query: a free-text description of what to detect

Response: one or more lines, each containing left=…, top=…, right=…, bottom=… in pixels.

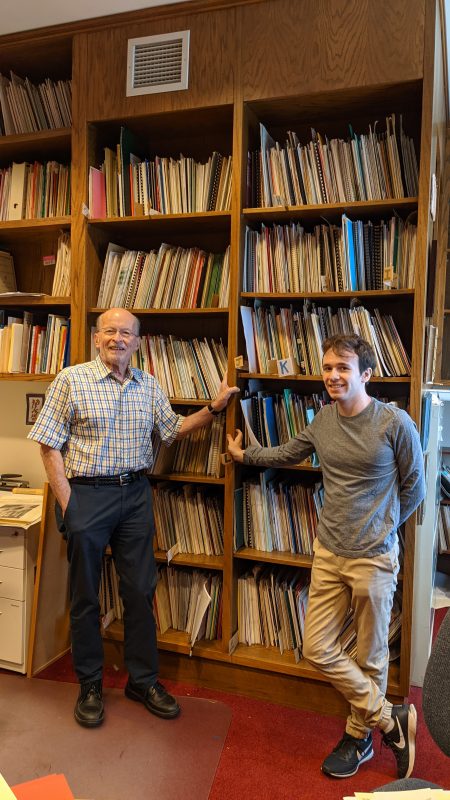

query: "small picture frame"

left=26, top=393, right=45, bottom=425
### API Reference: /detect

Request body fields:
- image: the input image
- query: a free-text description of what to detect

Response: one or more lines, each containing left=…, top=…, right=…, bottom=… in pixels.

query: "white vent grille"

left=127, top=31, right=190, bottom=96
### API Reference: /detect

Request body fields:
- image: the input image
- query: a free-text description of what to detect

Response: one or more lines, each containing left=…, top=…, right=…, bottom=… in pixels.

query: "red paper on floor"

left=11, top=774, right=74, bottom=799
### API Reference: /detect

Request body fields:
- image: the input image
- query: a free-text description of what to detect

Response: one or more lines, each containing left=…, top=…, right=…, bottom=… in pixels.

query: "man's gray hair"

left=95, top=311, right=140, bottom=335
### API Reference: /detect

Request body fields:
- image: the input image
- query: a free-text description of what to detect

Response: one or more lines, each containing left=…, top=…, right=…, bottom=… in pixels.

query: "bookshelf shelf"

left=0, top=217, right=71, bottom=241
left=231, top=643, right=318, bottom=677
left=243, top=197, right=418, bottom=223
left=230, top=643, right=401, bottom=692
left=157, top=629, right=191, bottom=654
left=241, top=290, right=415, bottom=301
left=154, top=550, right=224, bottom=570
left=241, top=372, right=411, bottom=383
left=103, top=619, right=222, bottom=656
left=168, top=397, right=216, bottom=406
left=0, top=373, right=55, bottom=381
left=0, top=295, right=70, bottom=307
left=89, top=307, right=229, bottom=317
left=234, top=547, right=313, bottom=568
left=158, top=631, right=227, bottom=659
left=157, top=630, right=225, bottom=656
left=150, top=473, right=225, bottom=485
left=0, top=128, right=71, bottom=164
left=279, top=464, right=322, bottom=472
left=88, top=211, right=231, bottom=227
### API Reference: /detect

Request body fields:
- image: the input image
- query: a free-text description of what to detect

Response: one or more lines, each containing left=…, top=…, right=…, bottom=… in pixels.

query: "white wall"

left=0, top=381, right=50, bottom=488
left=442, top=391, right=450, bottom=446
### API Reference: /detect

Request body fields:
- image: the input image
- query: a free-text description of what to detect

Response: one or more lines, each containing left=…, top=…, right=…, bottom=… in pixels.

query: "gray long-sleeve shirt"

left=244, top=398, right=425, bottom=558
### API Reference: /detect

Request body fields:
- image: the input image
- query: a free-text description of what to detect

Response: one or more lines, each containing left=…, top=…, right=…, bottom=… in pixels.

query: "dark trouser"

left=57, top=477, right=158, bottom=687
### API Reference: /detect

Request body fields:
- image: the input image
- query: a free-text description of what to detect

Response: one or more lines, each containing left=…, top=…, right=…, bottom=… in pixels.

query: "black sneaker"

left=321, top=732, right=373, bottom=778
left=382, top=703, right=417, bottom=778
left=125, top=679, right=180, bottom=719
left=74, top=679, right=104, bottom=727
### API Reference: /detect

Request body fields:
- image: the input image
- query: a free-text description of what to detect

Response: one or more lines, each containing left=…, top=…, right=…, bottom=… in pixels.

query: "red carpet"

left=34, top=648, right=450, bottom=800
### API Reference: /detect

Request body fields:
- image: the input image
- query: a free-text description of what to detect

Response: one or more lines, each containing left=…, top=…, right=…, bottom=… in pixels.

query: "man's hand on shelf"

left=227, top=429, right=245, bottom=463
left=211, top=370, right=240, bottom=412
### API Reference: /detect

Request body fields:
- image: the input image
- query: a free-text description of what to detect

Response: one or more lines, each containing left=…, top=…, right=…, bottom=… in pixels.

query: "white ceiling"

left=0, top=0, right=191, bottom=36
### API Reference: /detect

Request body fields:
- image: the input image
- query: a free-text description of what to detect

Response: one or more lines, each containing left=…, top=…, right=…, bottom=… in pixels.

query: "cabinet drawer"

left=0, top=565, right=25, bottom=600
left=0, top=597, right=24, bottom=664
left=0, top=529, right=25, bottom=568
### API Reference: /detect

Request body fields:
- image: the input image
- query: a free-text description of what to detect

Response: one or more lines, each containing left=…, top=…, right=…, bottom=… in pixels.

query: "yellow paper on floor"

left=344, top=790, right=450, bottom=800
left=0, top=774, right=17, bottom=800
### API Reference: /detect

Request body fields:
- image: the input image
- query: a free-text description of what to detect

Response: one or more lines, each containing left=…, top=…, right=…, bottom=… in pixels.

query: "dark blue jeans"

left=58, top=477, right=158, bottom=687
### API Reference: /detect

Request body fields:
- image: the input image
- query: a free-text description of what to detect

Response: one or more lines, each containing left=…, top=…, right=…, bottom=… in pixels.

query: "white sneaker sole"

left=322, top=747, right=374, bottom=778
left=404, top=704, right=417, bottom=779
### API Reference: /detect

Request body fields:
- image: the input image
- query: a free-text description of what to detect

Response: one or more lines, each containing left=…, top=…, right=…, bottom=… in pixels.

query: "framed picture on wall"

left=26, top=394, right=45, bottom=426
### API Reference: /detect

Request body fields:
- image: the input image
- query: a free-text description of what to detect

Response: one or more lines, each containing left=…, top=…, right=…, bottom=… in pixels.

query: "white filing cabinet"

left=0, top=522, right=39, bottom=673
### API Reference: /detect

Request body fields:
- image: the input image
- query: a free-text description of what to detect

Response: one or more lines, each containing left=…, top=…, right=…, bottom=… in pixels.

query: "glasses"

left=98, top=327, right=139, bottom=340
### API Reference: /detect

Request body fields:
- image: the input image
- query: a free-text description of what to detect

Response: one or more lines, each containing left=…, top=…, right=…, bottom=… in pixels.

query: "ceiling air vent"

left=126, top=30, right=190, bottom=96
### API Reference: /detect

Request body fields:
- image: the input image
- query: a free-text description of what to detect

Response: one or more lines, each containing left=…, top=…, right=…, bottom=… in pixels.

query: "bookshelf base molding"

left=102, top=640, right=404, bottom=714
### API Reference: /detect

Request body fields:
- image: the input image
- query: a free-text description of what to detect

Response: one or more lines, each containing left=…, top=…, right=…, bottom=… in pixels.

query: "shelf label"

left=228, top=630, right=239, bottom=655
left=167, top=542, right=180, bottom=564
left=277, top=357, right=299, bottom=376
left=430, top=173, right=437, bottom=222
left=234, top=355, right=248, bottom=371
left=101, top=608, right=116, bottom=630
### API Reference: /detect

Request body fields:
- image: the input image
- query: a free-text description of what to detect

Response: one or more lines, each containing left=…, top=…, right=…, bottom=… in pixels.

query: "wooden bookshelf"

left=242, top=373, right=412, bottom=383
left=5, top=0, right=446, bottom=713
left=104, top=619, right=225, bottom=658
left=0, top=296, right=70, bottom=309
left=149, top=473, right=225, bottom=485
left=168, top=398, right=213, bottom=407
left=241, top=290, right=415, bottom=300
left=0, top=373, right=56, bottom=381
left=0, top=128, right=71, bottom=164
left=235, top=548, right=313, bottom=568
left=154, top=551, right=224, bottom=570
left=89, top=307, right=229, bottom=316
left=243, top=197, right=418, bottom=223
left=0, top=217, right=71, bottom=238
left=88, top=210, right=231, bottom=229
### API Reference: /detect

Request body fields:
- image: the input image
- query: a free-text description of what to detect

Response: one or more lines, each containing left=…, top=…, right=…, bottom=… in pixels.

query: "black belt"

left=69, top=470, right=147, bottom=486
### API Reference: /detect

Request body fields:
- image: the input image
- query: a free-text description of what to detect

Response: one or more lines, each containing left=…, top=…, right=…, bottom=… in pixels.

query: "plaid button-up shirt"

left=28, top=356, right=183, bottom=477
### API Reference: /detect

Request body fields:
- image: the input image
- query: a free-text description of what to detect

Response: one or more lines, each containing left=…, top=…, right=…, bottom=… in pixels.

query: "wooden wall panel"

left=241, top=0, right=425, bottom=100
left=82, top=7, right=237, bottom=121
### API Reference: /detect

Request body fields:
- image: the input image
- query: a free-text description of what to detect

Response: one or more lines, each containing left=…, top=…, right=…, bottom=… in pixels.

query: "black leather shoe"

left=125, top=679, right=180, bottom=719
left=74, top=680, right=104, bottom=727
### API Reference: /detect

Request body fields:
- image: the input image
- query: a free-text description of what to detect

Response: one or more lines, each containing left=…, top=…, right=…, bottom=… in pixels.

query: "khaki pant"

left=302, top=538, right=400, bottom=738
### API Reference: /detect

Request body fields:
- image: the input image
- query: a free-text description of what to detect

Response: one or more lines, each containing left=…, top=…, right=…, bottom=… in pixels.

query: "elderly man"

left=29, top=307, right=239, bottom=727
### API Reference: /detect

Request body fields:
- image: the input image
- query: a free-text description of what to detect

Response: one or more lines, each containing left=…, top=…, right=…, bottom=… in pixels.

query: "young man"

left=227, top=333, right=425, bottom=780
left=29, top=307, right=239, bottom=727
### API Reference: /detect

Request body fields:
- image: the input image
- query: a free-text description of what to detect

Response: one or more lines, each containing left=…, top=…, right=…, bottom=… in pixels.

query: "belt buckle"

left=119, top=473, right=129, bottom=486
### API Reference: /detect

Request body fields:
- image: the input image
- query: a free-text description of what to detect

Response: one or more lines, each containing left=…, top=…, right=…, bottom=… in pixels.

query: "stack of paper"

left=0, top=492, right=43, bottom=528
left=344, top=789, right=450, bottom=800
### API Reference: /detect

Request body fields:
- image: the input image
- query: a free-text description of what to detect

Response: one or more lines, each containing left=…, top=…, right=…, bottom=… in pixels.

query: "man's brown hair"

left=322, top=334, right=377, bottom=374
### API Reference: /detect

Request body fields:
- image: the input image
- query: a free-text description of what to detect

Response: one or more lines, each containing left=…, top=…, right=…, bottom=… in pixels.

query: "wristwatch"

left=207, top=402, right=221, bottom=416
